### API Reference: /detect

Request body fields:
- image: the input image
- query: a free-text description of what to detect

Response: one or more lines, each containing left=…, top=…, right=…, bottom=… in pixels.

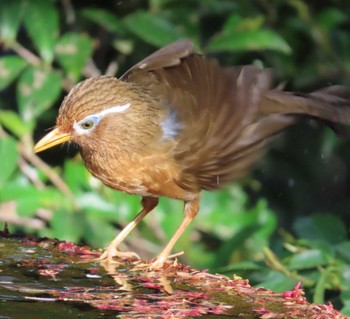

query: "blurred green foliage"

left=1, top=0, right=350, bottom=314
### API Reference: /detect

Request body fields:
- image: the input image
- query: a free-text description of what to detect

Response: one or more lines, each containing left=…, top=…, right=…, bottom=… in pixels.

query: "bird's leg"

left=98, top=196, right=159, bottom=262
left=151, top=198, right=199, bottom=269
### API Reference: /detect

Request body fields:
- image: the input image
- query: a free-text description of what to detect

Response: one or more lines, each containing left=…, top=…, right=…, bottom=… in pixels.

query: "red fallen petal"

left=186, top=292, right=208, bottom=299
left=22, top=239, right=40, bottom=246
left=209, top=304, right=231, bottom=314
left=139, top=277, right=152, bottom=283
left=75, top=248, right=98, bottom=255
left=55, top=241, right=97, bottom=256
left=324, top=302, right=334, bottom=311
left=57, top=242, right=75, bottom=251
left=89, top=268, right=99, bottom=273
left=282, top=281, right=304, bottom=299
left=183, top=308, right=204, bottom=316
left=294, top=281, right=301, bottom=290
left=253, top=307, right=269, bottom=313
left=261, top=312, right=278, bottom=318
left=37, top=269, right=59, bottom=280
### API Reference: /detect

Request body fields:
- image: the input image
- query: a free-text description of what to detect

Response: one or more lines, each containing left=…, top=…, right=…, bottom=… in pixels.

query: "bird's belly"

left=84, top=154, right=192, bottom=200
left=96, top=172, right=156, bottom=197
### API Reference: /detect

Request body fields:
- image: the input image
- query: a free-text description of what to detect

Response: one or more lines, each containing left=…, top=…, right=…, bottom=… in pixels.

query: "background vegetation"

left=1, top=0, right=350, bottom=314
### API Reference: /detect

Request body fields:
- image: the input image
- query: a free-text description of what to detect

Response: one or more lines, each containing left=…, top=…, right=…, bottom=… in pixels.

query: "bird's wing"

left=151, top=56, right=295, bottom=192
left=123, top=45, right=294, bottom=192
left=122, top=41, right=350, bottom=193
left=120, top=39, right=193, bottom=80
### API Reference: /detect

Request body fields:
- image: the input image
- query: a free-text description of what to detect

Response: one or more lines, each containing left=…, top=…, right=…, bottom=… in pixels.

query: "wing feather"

left=121, top=40, right=350, bottom=193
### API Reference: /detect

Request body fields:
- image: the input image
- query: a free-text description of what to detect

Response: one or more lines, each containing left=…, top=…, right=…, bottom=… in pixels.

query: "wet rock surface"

left=0, top=233, right=348, bottom=319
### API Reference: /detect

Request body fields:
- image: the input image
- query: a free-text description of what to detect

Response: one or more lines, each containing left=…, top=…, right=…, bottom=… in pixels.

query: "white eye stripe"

left=95, top=103, right=131, bottom=118
left=73, top=103, right=131, bottom=136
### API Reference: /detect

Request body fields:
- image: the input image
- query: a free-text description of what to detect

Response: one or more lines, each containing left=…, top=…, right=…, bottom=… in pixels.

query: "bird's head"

left=34, top=76, right=164, bottom=155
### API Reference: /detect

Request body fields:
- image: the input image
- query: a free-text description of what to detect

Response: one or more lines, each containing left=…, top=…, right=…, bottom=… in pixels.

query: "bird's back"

left=122, top=40, right=350, bottom=194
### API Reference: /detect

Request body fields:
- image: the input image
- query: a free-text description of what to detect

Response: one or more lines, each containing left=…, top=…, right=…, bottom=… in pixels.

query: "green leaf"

left=0, top=184, right=40, bottom=216
left=0, top=136, right=19, bottom=188
left=298, top=240, right=336, bottom=260
left=207, top=14, right=291, bottom=54
left=63, top=160, right=91, bottom=193
left=257, top=271, right=299, bottom=292
left=215, top=225, right=260, bottom=267
left=340, top=265, right=350, bottom=297
left=81, top=8, right=126, bottom=34
left=313, top=266, right=338, bottom=304
left=0, top=0, right=26, bottom=43
left=23, top=0, right=59, bottom=63
left=342, top=302, right=350, bottom=316
left=335, top=241, right=350, bottom=263
left=17, top=66, right=62, bottom=122
left=220, top=260, right=264, bottom=272
left=123, top=11, right=183, bottom=47
left=0, top=56, right=27, bottom=90
left=293, top=214, right=347, bottom=244
left=222, top=15, right=264, bottom=32
left=312, top=271, right=327, bottom=304
left=0, top=110, right=32, bottom=138
left=207, top=29, right=291, bottom=54
left=316, top=8, right=346, bottom=32
left=51, top=210, right=85, bottom=243
left=77, top=193, right=117, bottom=219
left=288, top=249, right=329, bottom=270
left=106, top=188, right=142, bottom=221
left=84, top=213, right=118, bottom=248
left=112, top=39, right=134, bottom=55
left=1, top=183, right=63, bottom=216
left=55, top=33, right=94, bottom=82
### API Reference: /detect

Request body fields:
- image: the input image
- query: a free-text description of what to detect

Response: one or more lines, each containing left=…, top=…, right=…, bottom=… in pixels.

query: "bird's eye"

left=74, top=115, right=100, bottom=135
left=80, top=120, right=94, bottom=130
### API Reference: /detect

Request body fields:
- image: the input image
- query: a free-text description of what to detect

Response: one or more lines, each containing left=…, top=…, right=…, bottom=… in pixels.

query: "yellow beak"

left=34, top=128, right=72, bottom=153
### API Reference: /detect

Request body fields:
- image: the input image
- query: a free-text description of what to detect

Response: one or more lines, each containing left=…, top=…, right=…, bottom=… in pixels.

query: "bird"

left=34, top=39, right=350, bottom=268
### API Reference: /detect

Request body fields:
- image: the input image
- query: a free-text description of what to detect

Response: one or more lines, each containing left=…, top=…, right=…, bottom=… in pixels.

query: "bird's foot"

left=95, top=245, right=140, bottom=264
left=131, top=251, right=184, bottom=270
left=149, top=256, right=167, bottom=270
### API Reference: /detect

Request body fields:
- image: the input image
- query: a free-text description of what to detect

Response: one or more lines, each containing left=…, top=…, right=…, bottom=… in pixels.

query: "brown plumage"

left=34, top=39, right=350, bottom=268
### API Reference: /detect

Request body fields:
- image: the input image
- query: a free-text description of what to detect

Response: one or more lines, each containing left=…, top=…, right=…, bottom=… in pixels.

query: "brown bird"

left=34, top=39, right=350, bottom=268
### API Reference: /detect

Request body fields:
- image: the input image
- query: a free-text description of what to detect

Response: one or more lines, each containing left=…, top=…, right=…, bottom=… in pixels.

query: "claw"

left=96, top=246, right=140, bottom=263
left=149, top=251, right=184, bottom=270
left=149, top=257, right=166, bottom=270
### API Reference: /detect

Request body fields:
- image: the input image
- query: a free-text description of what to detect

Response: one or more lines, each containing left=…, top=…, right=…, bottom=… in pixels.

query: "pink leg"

left=151, top=198, right=199, bottom=269
left=98, top=196, right=159, bottom=262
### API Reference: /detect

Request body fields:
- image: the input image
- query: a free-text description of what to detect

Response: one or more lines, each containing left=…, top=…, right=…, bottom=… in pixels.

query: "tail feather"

left=260, top=86, right=350, bottom=125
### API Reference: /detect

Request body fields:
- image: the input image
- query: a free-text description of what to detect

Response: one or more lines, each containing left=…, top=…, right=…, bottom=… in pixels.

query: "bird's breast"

left=81, top=148, right=193, bottom=201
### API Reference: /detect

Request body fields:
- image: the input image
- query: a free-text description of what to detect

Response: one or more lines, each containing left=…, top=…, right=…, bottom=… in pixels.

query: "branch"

left=19, top=135, right=79, bottom=210
left=18, top=156, right=45, bottom=189
left=10, top=42, right=41, bottom=65
left=0, top=201, right=45, bottom=230
left=83, top=59, right=101, bottom=78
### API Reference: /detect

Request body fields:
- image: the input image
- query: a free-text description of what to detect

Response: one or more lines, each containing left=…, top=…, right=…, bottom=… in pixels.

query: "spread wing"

left=120, top=39, right=193, bottom=80
left=146, top=56, right=295, bottom=192
left=121, top=40, right=350, bottom=193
